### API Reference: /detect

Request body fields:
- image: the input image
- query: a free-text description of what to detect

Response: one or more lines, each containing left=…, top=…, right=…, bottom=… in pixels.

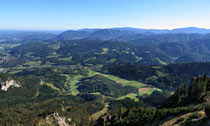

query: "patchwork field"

left=88, top=69, right=162, bottom=98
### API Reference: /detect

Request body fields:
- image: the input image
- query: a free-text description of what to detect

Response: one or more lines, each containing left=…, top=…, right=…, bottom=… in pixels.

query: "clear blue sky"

left=0, top=0, right=210, bottom=30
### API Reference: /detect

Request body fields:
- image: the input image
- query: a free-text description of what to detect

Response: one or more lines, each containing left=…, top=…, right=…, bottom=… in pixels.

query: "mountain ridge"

left=73, top=27, right=210, bottom=34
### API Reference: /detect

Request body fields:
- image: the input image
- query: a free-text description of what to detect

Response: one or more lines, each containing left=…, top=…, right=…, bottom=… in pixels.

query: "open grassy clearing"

left=11, top=65, right=27, bottom=70
left=9, top=70, right=22, bottom=74
left=0, top=68, right=10, bottom=73
left=25, top=53, right=41, bottom=60
left=46, top=51, right=60, bottom=58
left=88, top=69, right=145, bottom=88
left=110, top=58, right=117, bottom=62
left=91, top=102, right=109, bottom=120
left=138, top=88, right=161, bottom=96
left=84, top=57, right=97, bottom=62
left=25, top=52, right=33, bottom=57
left=24, top=61, right=42, bottom=67
left=156, top=58, right=167, bottom=65
left=152, top=66, right=162, bottom=69
left=88, top=68, right=162, bottom=97
left=45, top=83, right=60, bottom=91
left=135, top=56, right=143, bottom=61
left=146, top=75, right=158, bottom=82
left=146, top=70, right=168, bottom=82
left=101, top=48, right=109, bottom=54
left=156, top=70, right=168, bottom=77
left=59, top=56, right=72, bottom=61
left=10, top=61, right=42, bottom=71
left=63, top=74, right=82, bottom=96
left=40, top=80, right=60, bottom=91
left=90, top=92, right=101, bottom=95
left=88, top=69, right=96, bottom=77
left=48, top=44, right=60, bottom=50
left=116, top=93, right=139, bottom=102
left=105, top=75, right=145, bottom=88
left=5, top=61, right=53, bottom=74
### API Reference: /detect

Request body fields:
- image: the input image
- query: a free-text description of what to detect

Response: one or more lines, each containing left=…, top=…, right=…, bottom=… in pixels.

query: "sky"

left=0, top=0, right=210, bottom=30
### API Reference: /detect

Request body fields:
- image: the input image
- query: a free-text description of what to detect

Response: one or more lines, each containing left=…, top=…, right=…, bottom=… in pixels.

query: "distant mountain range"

left=78, top=27, right=210, bottom=34
left=108, top=27, right=210, bottom=34
left=55, top=27, right=210, bottom=41
left=1, top=27, right=210, bottom=41
left=1, top=27, right=210, bottom=36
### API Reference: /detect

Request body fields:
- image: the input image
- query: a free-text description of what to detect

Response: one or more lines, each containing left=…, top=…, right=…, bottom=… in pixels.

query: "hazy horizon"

left=1, top=26, right=210, bottom=32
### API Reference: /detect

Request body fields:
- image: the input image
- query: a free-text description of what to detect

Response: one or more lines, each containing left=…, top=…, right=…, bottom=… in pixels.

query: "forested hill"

left=103, top=75, right=210, bottom=126
left=2, top=29, right=210, bottom=64
left=4, top=38, right=210, bottom=68
left=7, top=40, right=171, bottom=66
left=56, top=27, right=210, bottom=41
left=102, top=62, right=210, bottom=90
left=163, top=74, right=210, bottom=108
left=55, top=29, right=210, bottom=63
